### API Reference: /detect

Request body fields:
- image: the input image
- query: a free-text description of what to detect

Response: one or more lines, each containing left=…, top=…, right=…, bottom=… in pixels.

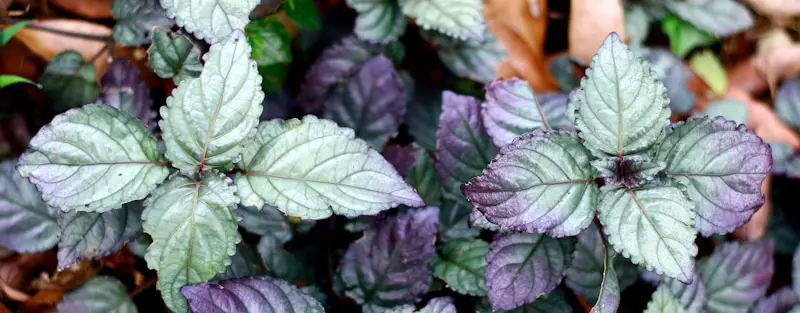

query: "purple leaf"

left=486, top=233, right=575, bottom=310
left=461, top=130, right=598, bottom=237
left=96, top=59, right=156, bottom=129
left=181, top=276, right=324, bottom=313
left=700, top=240, right=774, bottom=313
left=383, top=144, right=418, bottom=179
left=654, top=116, right=772, bottom=236
left=666, top=269, right=708, bottom=313
left=482, top=78, right=571, bottom=147
left=325, top=55, right=405, bottom=148
left=337, top=206, right=439, bottom=309
left=469, top=208, right=503, bottom=231
left=752, top=287, right=798, bottom=313
left=436, top=91, right=498, bottom=194
left=0, top=159, right=58, bottom=253
left=420, top=297, right=457, bottom=313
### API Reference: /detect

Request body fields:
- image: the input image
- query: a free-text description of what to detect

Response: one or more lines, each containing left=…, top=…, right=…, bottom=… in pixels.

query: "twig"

left=0, top=17, right=111, bottom=42
left=128, top=278, right=156, bottom=298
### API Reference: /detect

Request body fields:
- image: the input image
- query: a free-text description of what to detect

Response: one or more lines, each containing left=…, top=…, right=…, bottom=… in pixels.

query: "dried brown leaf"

left=568, top=0, right=626, bottom=63
left=48, top=0, right=112, bottom=19
left=11, top=19, right=112, bottom=76
left=744, top=0, right=800, bottom=24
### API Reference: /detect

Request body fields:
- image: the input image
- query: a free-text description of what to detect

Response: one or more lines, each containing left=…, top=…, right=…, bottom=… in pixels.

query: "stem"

left=533, top=94, right=552, bottom=130
left=129, top=279, right=156, bottom=298
left=0, top=17, right=111, bottom=42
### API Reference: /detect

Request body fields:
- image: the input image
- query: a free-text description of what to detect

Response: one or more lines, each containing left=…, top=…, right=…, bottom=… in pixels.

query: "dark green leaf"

left=39, top=51, right=99, bottom=110
left=284, top=0, right=321, bottom=29
left=246, top=17, right=292, bottom=92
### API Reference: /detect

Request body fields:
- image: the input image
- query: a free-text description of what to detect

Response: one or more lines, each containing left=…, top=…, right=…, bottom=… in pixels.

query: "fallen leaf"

left=744, top=0, right=800, bottom=24
left=0, top=252, right=54, bottom=292
left=689, top=50, right=729, bottom=96
left=484, top=0, right=558, bottom=91
left=568, top=0, right=626, bottom=63
left=10, top=19, right=112, bottom=76
left=48, top=0, right=113, bottom=19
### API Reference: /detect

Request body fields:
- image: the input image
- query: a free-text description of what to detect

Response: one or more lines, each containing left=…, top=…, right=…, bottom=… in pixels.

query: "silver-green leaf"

left=56, top=276, right=137, bottom=313
left=666, top=0, right=753, bottom=37
left=159, top=0, right=258, bottom=43
left=236, top=115, right=423, bottom=219
left=159, top=30, right=264, bottom=173
left=18, top=105, right=169, bottom=213
left=597, top=186, right=697, bottom=283
left=644, top=285, right=689, bottom=313
left=57, top=201, right=143, bottom=269
left=112, top=0, right=173, bottom=46
left=433, top=239, right=488, bottom=296
left=147, top=28, right=203, bottom=84
left=424, top=29, right=505, bottom=84
left=349, top=0, right=407, bottom=43
left=0, top=159, right=58, bottom=253
left=399, top=0, right=485, bottom=41
left=142, top=173, right=240, bottom=313
left=568, top=32, right=670, bottom=157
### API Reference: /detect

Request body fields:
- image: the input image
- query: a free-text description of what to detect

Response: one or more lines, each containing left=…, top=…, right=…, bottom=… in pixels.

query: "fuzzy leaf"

left=147, top=28, right=202, bottom=84
left=653, top=117, right=771, bottom=235
left=486, top=233, right=575, bottom=310
left=181, top=276, right=324, bottom=313
left=700, top=241, right=774, bottom=313
left=439, top=194, right=479, bottom=241
left=776, top=77, right=800, bottom=128
left=246, top=17, right=292, bottom=93
left=143, top=173, right=240, bottom=313
left=56, top=276, right=136, bottom=313
left=591, top=155, right=665, bottom=189
left=436, top=91, right=498, bottom=194
left=424, top=30, right=505, bottom=84
left=597, top=186, right=697, bottom=283
left=565, top=224, right=637, bottom=304
left=408, top=149, right=441, bottom=205
left=482, top=78, right=571, bottom=147
left=752, top=287, right=798, bottom=313
left=160, top=30, right=264, bottom=173
left=39, top=50, right=99, bottom=110
left=215, top=244, right=268, bottom=280
left=97, top=59, right=157, bottom=128
left=665, top=270, right=708, bottom=313
left=236, top=116, right=423, bottom=219
left=462, top=130, right=598, bottom=237
left=568, top=33, right=670, bottom=157
left=17, top=105, right=169, bottom=212
left=324, top=56, right=405, bottom=148
left=640, top=48, right=696, bottom=114
left=283, top=0, right=321, bottom=29
left=349, top=0, right=406, bottom=43
left=112, top=0, right=173, bottom=46
left=0, top=159, right=58, bottom=253
left=433, top=238, right=488, bottom=296
left=399, top=0, right=484, bottom=41
left=237, top=204, right=313, bottom=244
left=57, top=201, right=142, bottom=269
left=666, top=0, right=753, bottom=37
left=337, top=206, right=439, bottom=310
left=159, top=0, right=258, bottom=43
left=644, top=285, right=689, bottom=313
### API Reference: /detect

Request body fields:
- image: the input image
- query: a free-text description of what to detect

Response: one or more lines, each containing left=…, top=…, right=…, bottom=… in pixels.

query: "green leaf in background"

left=565, top=224, right=638, bottom=304
left=407, top=149, right=441, bottom=206
left=0, top=74, right=39, bottom=88
left=246, top=17, right=292, bottom=92
left=257, top=236, right=311, bottom=283
left=348, top=0, right=406, bottom=43
left=142, top=173, right=241, bottom=313
left=662, top=15, right=717, bottom=58
left=147, top=28, right=202, bottom=84
left=694, top=99, right=748, bottom=125
left=56, top=276, right=137, bottom=313
left=424, top=29, right=506, bottom=84
left=665, top=0, right=753, bottom=37
left=159, top=0, right=258, bottom=43
left=438, top=194, right=479, bottom=241
left=0, top=19, right=32, bottom=46
left=111, top=0, right=173, bottom=46
left=644, top=285, right=689, bottom=313
left=57, top=201, right=143, bottom=269
left=689, top=50, right=728, bottom=96
left=625, top=5, right=650, bottom=48
left=39, top=50, right=100, bottom=110
left=284, top=0, right=321, bottom=29
left=17, top=105, right=169, bottom=213
left=399, top=0, right=485, bottom=42
left=237, top=204, right=314, bottom=244
left=433, top=239, right=488, bottom=296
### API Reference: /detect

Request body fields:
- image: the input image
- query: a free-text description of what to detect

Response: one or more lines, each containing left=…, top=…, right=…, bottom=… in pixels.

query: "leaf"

left=589, top=244, right=620, bottom=313
left=236, top=115, right=423, bottom=219
left=257, top=236, right=309, bottom=282
left=568, top=0, right=626, bottom=64
left=181, top=276, right=324, bottom=313
left=435, top=91, right=498, bottom=194
left=405, top=85, right=442, bottom=151
left=752, top=287, right=798, bottom=313
left=55, top=276, right=136, bottom=313
left=776, top=77, right=800, bottom=128
left=568, top=33, right=670, bottom=157
left=398, top=0, right=484, bottom=41
left=565, top=224, right=637, bottom=304
left=597, top=186, right=697, bottom=283
left=439, top=194, right=479, bottom=241
left=387, top=297, right=457, bottom=313
left=159, top=0, right=258, bottom=43
left=147, top=28, right=202, bottom=84
left=485, top=233, right=575, bottom=310
left=246, top=17, right=292, bottom=92
left=700, top=241, right=774, bottom=313
left=284, top=0, right=321, bottom=29
left=433, top=239, right=488, bottom=296
left=666, top=0, right=753, bottom=37
left=408, top=150, right=441, bottom=206
left=424, top=29, right=506, bottom=84
left=661, top=15, right=717, bottom=58
left=142, top=173, right=241, bottom=313
left=462, top=130, right=598, bottom=237
left=97, top=59, right=157, bottom=128
left=591, top=154, right=665, bottom=189
left=0, top=19, right=31, bottom=46
left=215, top=243, right=268, bottom=280
left=482, top=78, right=571, bottom=147
left=625, top=5, right=650, bottom=48
left=639, top=48, right=696, bottom=114
left=57, top=201, right=142, bottom=269
left=665, top=270, right=708, bottom=313
left=476, top=293, right=572, bottom=313
left=0, top=159, right=58, bottom=253
left=690, top=50, right=729, bottom=96
left=39, top=50, right=100, bottom=110
left=384, top=144, right=417, bottom=179
left=349, top=0, right=406, bottom=43
left=469, top=208, right=503, bottom=231
left=695, top=99, right=749, bottom=125
left=324, top=56, right=405, bottom=148
left=337, top=206, right=439, bottom=309
left=17, top=105, right=169, bottom=212
left=13, top=19, right=113, bottom=75
left=549, top=55, right=583, bottom=92
left=653, top=117, right=771, bottom=235
left=49, top=0, right=113, bottom=19
left=237, top=204, right=313, bottom=244
left=160, top=30, right=264, bottom=173
left=644, top=285, right=689, bottom=313
left=111, top=0, right=173, bottom=46
left=0, top=75, right=38, bottom=88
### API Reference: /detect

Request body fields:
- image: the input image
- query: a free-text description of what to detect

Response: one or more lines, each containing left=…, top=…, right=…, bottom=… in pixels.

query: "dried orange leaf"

left=568, top=0, right=626, bottom=63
